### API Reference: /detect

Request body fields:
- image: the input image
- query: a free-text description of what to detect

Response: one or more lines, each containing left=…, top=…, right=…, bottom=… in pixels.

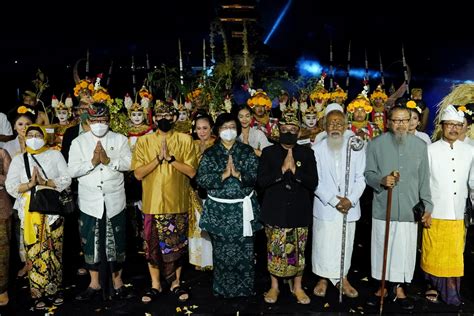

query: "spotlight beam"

left=264, top=0, right=293, bottom=45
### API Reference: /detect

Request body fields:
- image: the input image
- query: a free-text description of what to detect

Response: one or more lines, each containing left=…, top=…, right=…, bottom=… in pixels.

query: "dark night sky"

left=1, top=2, right=474, bottom=125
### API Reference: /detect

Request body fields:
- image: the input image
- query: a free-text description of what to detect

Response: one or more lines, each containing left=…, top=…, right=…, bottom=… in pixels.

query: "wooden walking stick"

left=379, top=171, right=399, bottom=315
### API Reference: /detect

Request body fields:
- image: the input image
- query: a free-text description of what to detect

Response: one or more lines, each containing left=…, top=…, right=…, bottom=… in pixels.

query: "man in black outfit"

left=257, top=114, right=318, bottom=305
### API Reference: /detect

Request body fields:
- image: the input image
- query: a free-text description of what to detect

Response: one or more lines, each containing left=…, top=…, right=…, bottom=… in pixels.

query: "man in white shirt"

left=0, top=112, right=13, bottom=148
left=421, top=105, right=474, bottom=306
left=312, top=109, right=366, bottom=298
left=68, top=103, right=132, bottom=301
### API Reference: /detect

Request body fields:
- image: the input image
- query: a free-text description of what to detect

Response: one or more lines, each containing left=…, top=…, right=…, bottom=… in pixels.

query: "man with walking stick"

left=312, top=109, right=366, bottom=299
left=365, top=106, right=433, bottom=311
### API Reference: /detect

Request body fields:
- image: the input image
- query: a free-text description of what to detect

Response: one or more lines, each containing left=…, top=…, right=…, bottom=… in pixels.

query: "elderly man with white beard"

left=365, top=106, right=433, bottom=310
left=311, top=110, right=366, bottom=299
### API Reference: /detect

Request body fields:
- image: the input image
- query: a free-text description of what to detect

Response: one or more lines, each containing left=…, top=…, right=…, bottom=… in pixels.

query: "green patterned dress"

left=197, top=141, right=261, bottom=298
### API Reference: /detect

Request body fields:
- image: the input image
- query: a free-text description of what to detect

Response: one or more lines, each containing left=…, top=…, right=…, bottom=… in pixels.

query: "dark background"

left=1, top=2, right=473, bottom=133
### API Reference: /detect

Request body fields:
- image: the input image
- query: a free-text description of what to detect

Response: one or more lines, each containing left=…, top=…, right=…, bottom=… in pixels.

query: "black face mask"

left=157, top=118, right=173, bottom=132
left=279, top=132, right=298, bottom=145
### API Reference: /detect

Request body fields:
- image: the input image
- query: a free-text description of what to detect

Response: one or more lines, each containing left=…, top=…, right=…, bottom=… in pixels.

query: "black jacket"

left=258, top=144, right=318, bottom=228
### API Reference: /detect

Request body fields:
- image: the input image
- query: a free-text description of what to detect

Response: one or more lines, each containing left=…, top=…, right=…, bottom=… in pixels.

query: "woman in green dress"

left=197, top=113, right=261, bottom=298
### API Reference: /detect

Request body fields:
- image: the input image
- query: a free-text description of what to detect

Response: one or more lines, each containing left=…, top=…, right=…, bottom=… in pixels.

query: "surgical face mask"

left=279, top=132, right=298, bottom=145
left=90, top=123, right=109, bottom=137
left=219, top=129, right=237, bottom=141
left=26, top=138, right=45, bottom=151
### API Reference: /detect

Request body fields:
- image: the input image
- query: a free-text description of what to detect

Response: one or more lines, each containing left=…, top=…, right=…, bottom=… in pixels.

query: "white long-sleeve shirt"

left=68, top=131, right=131, bottom=219
left=312, top=135, right=366, bottom=222
left=5, top=149, right=71, bottom=227
left=428, top=139, right=474, bottom=220
left=238, top=127, right=272, bottom=150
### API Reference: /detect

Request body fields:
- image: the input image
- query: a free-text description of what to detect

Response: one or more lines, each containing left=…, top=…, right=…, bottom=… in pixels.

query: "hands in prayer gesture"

left=92, top=141, right=110, bottom=166
left=222, top=155, right=241, bottom=181
left=281, top=148, right=296, bottom=175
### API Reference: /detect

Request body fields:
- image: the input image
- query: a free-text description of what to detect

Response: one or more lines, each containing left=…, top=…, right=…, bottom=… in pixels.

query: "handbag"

left=464, top=196, right=473, bottom=228
left=412, top=200, right=425, bottom=222
left=24, top=153, right=74, bottom=216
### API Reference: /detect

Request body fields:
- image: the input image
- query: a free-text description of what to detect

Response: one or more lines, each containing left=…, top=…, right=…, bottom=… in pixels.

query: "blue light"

left=297, top=58, right=323, bottom=76
left=264, top=0, right=293, bottom=45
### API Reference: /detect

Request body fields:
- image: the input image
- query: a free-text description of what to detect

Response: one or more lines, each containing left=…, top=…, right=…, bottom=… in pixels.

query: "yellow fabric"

left=25, top=124, right=49, bottom=155
left=421, top=218, right=464, bottom=277
left=131, top=130, right=198, bottom=215
left=22, top=192, right=44, bottom=245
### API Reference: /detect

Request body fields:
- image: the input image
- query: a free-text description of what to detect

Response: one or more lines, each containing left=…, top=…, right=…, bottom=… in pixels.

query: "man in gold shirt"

left=132, top=101, right=198, bottom=304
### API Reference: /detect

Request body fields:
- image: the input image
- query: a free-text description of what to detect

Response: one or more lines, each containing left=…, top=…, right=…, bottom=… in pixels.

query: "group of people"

left=0, top=79, right=472, bottom=314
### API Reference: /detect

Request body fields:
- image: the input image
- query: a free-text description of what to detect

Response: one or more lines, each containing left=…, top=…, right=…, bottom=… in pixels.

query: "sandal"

left=264, top=288, right=279, bottom=304
left=170, top=286, right=189, bottom=302
left=335, top=281, right=359, bottom=298
left=313, top=279, right=328, bottom=297
left=33, top=299, right=46, bottom=310
left=292, top=289, right=311, bottom=304
left=425, top=289, right=440, bottom=304
left=141, top=288, right=162, bottom=304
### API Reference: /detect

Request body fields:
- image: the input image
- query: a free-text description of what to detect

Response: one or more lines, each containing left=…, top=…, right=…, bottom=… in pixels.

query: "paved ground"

left=2, top=202, right=474, bottom=315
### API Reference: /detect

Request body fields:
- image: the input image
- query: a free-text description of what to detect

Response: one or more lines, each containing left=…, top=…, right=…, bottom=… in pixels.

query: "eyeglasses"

left=390, top=118, right=410, bottom=125
left=220, top=124, right=237, bottom=130
left=155, top=113, right=173, bottom=120
left=443, top=122, right=463, bottom=129
left=280, top=127, right=299, bottom=134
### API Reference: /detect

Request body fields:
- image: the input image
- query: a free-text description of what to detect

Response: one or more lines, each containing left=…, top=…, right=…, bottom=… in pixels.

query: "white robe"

left=311, top=136, right=366, bottom=282
left=312, top=212, right=356, bottom=283
left=371, top=219, right=417, bottom=283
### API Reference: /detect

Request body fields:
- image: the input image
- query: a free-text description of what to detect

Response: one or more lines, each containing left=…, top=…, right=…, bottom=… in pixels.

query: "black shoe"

left=366, top=293, right=385, bottom=306
left=75, top=287, right=101, bottom=301
left=395, top=296, right=415, bottom=310
left=114, top=286, right=135, bottom=300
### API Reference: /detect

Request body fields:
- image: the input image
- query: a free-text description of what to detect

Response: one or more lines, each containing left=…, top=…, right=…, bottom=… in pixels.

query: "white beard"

left=327, top=133, right=344, bottom=152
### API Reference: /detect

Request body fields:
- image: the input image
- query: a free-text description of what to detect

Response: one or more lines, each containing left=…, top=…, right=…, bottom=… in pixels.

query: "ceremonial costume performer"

left=330, top=83, right=348, bottom=108
left=258, top=114, right=317, bottom=304
left=309, top=74, right=330, bottom=128
left=50, top=95, right=76, bottom=149
left=422, top=105, right=474, bottom=306
left=347, top=94, right=381, bottom=141
left=298, top=105, right=323, bottom=146
left=312, top=109, right=366, bottom=299
left=247, top=90, right=279, bottom=141
left=197, top=113, right=261, bottom=298
left=365, top=106, right=433, bottom=310
left=369, top=85, right=389, bottom=132
left=132, top=101, right=197, bottom=303
left=68, top=103, right=132, bottom=301
left=124, top=88, right=154, bottom=151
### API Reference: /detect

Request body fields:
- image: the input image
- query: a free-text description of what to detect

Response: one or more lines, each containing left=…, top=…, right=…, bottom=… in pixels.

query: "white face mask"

left=220, top=129, right=237, bottom=141
left=26, top=138, right=45, bottom=151
left=56, top=111, right=69, bottom=123
left=90, top=123, right=109, bottom=137
left=130, top=112, right=144, bottom=125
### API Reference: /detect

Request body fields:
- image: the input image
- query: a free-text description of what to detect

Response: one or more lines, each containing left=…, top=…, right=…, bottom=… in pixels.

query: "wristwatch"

left=167, top=155, right=176, bottom=164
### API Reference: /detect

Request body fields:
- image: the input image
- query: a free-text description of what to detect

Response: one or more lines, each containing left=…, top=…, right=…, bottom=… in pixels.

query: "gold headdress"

left=247, top=89, right=272, bottom=110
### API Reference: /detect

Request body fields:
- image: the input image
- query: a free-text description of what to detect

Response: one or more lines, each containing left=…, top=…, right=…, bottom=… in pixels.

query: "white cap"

left=325, top=103, right=344, bottom=116
left=441, top=105, right=464, bottom=123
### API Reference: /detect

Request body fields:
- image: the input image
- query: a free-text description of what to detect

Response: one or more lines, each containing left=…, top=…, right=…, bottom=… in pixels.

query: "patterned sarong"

left=265, top=226, right=308, bottom=278
left=143, top=213, right=188, bottom=282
